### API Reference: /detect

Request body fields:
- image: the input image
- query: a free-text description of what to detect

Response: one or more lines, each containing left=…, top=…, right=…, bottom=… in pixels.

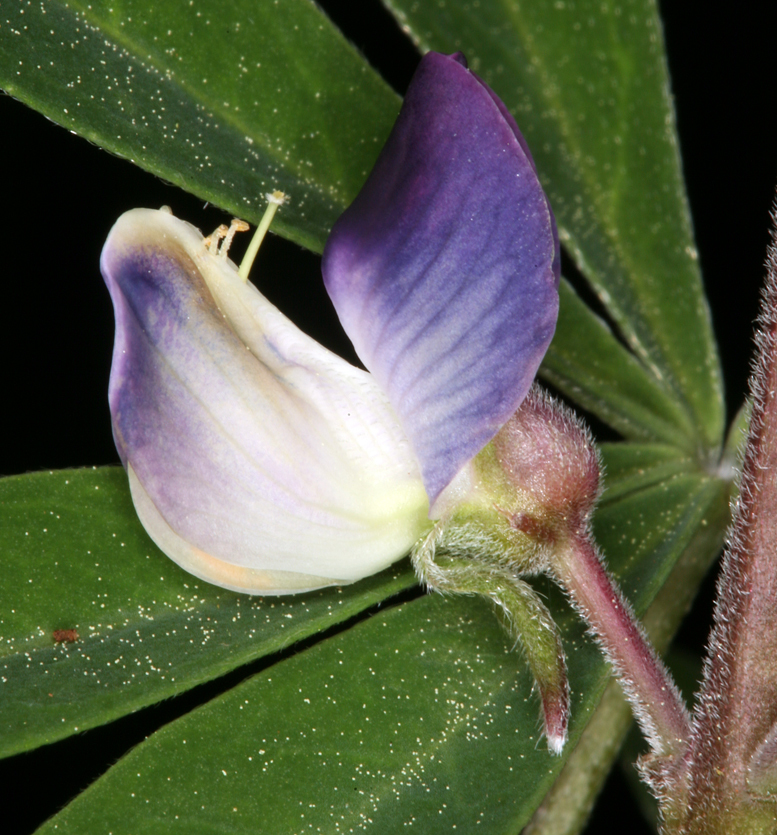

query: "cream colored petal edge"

left=129, top=465, right=345, bottom=595
left=105, top=209, right=431, bottom=590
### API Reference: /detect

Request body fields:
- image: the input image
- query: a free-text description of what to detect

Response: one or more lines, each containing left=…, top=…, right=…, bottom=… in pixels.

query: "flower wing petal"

left=102, top=209, right=429, bottom=594
left=322, top=52, right=560, bottom=512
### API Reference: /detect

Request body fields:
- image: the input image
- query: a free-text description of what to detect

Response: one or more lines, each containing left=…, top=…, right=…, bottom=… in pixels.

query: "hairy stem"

left=669, top=201, right=777, bottom=834
left=552, top=533, right=691, bottom=779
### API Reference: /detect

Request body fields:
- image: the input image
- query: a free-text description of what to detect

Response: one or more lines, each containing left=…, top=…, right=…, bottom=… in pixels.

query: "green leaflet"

left=0, top=0, right=400, bottom=252
left=541, top=279, right=694, bottom=446
left=33, top=449, right=730, bottom=833
left=0, top=468, right=416, bottom=759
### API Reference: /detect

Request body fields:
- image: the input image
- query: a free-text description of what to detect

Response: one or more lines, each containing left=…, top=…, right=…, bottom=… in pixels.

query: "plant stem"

left=669, top=203, right=777, bottom=834
left=525, top=477, right=732, bottom=835
left=552, top=533, right=691, bottom=774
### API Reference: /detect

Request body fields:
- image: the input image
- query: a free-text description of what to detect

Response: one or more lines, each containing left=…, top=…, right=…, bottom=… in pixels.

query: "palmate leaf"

left=32, top=447, right=731, bottom=834
left=0, top=0, right=721, bottom=452
left=0, top=0, right=732, bottom=832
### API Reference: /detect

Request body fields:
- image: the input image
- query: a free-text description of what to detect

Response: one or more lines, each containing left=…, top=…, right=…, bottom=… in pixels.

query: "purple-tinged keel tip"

left=101, top=209, right=430, bottom=594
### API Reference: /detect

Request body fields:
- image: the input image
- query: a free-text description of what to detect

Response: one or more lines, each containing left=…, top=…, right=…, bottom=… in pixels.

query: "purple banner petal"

left=322, top=52, right=559, bottom=511
left=102, top=209, right=429, bottom=594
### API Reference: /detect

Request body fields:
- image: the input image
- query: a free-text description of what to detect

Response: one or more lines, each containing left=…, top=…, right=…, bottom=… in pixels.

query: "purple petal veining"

left=322, top=52, right=560, bottom=511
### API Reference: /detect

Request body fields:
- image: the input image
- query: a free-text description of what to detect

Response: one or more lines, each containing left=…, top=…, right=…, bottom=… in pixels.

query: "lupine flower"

left=103, top=51, right=690, bottom=761
left=101, top=51, right=560, bottom=595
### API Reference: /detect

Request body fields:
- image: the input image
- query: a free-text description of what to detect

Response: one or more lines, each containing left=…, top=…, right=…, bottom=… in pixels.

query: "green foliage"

left=0, top=468, right=416, bottom=759
left=0, top=0, right=737, bottom=832
left=0, top=0, right=399, bottom=252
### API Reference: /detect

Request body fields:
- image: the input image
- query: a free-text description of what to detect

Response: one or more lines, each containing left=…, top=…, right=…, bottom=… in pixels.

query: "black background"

left=2, top=2, right=776, bottom=833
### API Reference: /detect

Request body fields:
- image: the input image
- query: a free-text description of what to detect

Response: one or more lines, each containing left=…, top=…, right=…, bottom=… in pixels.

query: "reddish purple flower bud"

left=492, top=387, right=601, bottom=541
